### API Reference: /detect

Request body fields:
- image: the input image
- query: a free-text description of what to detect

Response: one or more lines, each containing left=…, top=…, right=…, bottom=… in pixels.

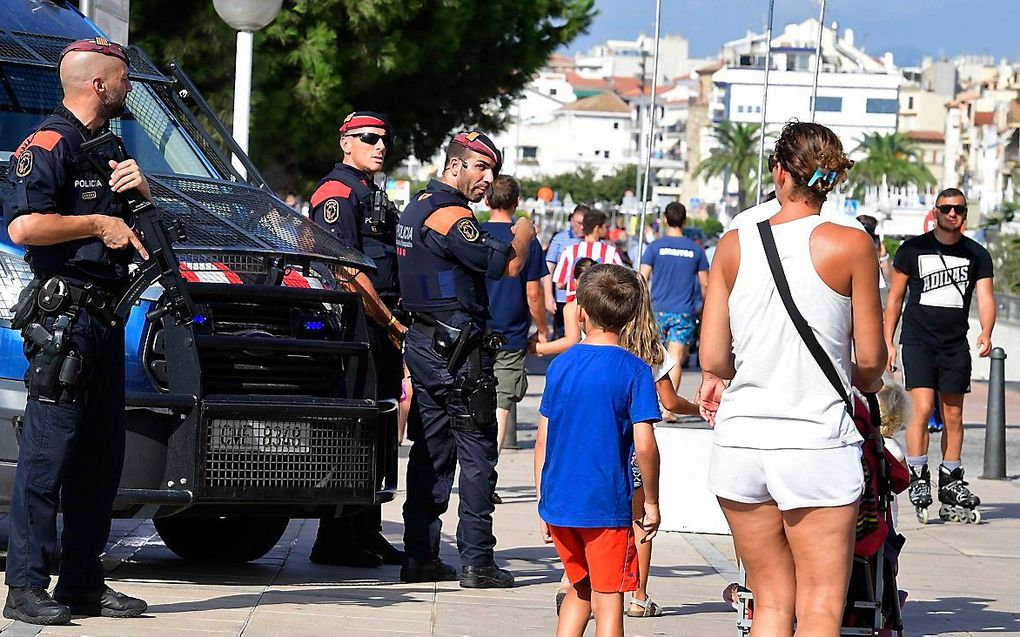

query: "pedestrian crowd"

left=0, top=36, right=998, bottom=636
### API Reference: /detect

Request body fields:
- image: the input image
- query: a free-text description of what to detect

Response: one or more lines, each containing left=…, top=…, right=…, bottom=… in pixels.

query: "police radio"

left=79, top=131, right=194, bottom=325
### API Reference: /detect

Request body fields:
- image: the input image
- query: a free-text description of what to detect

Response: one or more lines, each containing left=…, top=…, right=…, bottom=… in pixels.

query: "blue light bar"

left=193, top=314, right=207, bottom=325
left=303, top=320, right=324, bottom=331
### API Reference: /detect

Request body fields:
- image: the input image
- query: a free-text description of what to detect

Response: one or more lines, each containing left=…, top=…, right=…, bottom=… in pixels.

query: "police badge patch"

left=15, top=150, right=33, bottom=177
left=456, top=218, right=479, bottom=242
left=323, top=199, right=340, bottom=224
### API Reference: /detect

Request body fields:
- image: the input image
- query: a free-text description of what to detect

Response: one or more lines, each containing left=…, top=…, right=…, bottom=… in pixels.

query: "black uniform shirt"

left=3, top=106, right=133, bottom=288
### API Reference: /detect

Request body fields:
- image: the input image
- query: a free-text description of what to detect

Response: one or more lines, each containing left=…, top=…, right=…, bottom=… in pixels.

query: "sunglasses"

left=343, top=132, right=390, bottom=147
left=936, top=204, right=967, bottom=216
left=768, top=154, right=778, bottom=172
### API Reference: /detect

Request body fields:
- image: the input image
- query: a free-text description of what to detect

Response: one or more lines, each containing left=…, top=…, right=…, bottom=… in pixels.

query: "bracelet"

left=386, top=315, right=398, bottom=327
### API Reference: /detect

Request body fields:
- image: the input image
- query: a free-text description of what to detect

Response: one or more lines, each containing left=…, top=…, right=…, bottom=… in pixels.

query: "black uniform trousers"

left=5, top=311, right=125, bottom=592
left=316, top=316, right=403, bottom=545
left=401, top=323, right=498, bottom=567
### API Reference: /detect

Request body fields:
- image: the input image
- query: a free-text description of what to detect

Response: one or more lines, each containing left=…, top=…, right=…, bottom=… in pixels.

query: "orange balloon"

left=537, top=187, right=554, bottom=203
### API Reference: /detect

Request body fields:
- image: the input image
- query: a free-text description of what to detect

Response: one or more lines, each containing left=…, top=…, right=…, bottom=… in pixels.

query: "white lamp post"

left=212, top=0, right=282, bottom=176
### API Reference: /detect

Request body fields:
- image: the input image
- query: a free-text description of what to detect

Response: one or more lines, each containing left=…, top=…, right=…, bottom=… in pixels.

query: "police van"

left=0, top=0, right=397, bottom=561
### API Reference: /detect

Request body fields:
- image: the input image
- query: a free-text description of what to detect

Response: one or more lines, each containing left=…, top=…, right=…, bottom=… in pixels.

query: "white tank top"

left=714, top=216, right=862, bottom=450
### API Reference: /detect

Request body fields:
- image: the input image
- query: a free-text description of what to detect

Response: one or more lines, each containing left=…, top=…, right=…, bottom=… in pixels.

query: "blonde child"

left=619, top=280, right=700, bottom=617
left=877, top=380, right=910, bottom=526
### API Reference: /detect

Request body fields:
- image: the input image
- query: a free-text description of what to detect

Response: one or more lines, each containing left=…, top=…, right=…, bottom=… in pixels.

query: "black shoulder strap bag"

left=756, top=219, right=854, bottom=417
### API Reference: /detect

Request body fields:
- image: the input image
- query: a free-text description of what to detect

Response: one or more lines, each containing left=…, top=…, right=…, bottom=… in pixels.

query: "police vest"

left=312, top=165, right=399, bottom=295
left=4, top=106, right=132, bottom=288
left=396, top=186, right=487, bottom=319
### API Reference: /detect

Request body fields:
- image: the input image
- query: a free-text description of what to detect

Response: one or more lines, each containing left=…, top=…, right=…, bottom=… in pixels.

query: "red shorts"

left=548, top=525, right=638, bottom=593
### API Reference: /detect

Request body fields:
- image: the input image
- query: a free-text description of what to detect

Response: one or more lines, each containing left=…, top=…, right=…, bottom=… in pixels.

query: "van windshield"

left=0, top=64, right=214, bottom=178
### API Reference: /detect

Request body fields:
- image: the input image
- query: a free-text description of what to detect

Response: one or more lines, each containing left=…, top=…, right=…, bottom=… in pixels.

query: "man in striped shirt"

left=553, top=209, right=623, bottom=300
left=544, top=205, right=586, bottom=338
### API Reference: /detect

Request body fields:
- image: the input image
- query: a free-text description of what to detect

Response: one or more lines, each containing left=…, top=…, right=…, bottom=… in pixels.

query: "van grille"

left=202, top=416, right=374, bottom=493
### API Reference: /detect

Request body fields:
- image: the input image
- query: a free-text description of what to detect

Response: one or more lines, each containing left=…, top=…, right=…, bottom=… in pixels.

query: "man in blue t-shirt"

left=535, top=264, right=661, bottom=634
left=639, top=202, right=709, bottom=390
left=483, top=176, right=546, bottom=474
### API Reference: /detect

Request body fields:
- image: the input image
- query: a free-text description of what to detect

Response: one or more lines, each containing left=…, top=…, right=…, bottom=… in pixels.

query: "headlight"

left=0, top=249, right=33, bottom=323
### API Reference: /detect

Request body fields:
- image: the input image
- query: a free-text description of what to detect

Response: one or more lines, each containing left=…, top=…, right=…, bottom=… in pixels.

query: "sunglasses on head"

left=936, top=204, right=967, bottom=216
left=343, top=132, right=389, bottom=147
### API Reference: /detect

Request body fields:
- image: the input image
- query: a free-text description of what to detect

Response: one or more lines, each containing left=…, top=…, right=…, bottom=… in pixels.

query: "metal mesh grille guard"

left=203, top=415, right=374, bottom=493
left=0, top=165, right=374, bottom=271
left=0, top=29, right=170, bottom=83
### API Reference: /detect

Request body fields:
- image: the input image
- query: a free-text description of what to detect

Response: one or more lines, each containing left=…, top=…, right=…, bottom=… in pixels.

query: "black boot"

left=53, top=586, right=147, bottom=618
left=360, top=533, right=405, bottom=566
left=460, top=564, right=515, bottom=589
left=3, top=587, right=71, bottom=625
left=400, top=558, right=458, bottom=583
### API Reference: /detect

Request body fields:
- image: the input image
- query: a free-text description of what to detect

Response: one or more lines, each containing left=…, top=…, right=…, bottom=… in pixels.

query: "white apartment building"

left=495, top=91, right=637, bottom=180
left=691, top=19, right=904, bottom=214
left=575, top=34, right=691, bottom=81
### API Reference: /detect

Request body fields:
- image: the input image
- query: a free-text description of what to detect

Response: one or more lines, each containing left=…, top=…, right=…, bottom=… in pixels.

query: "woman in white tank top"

left=698, top=122, right=886, bottom=636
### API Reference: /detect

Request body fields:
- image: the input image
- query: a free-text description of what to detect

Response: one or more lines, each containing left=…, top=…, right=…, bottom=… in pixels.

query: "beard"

left=98, top=90, right=128, bottom=121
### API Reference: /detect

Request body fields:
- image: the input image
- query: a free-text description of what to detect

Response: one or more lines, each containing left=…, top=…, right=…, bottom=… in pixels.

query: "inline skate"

left=938, top=466, right=981, bottom=524
left=908, top=464, right=933, bottom=524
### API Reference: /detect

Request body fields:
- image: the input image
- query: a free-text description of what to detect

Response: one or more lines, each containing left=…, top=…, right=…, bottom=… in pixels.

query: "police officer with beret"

left=2, top=38, right=148, bottom=625
left=397, top=132, right=536, bottom=587
left=307, top=111, right=406, bottom=568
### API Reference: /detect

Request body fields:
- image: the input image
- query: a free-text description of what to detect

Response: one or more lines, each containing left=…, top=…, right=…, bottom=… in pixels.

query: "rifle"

left=79, top=131, right=194, bottom=325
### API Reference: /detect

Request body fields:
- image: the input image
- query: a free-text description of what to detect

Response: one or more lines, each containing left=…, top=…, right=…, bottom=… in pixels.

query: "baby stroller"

left=735, top=393, right=910, bottom=637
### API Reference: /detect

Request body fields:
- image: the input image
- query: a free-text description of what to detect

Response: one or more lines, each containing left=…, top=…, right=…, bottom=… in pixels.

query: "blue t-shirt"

left=538, top=344, right=661, bottom=528
left=640, top=235, right=709, bottom=315
left=482, top=221, right=545, bottom=351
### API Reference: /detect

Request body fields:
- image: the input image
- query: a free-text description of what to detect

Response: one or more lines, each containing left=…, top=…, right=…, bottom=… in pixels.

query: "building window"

left=603, top=150, right=610, bottom=159
left=908, top=96, right=915, bottom=110
left=755, top=105, right=762, bottom=113
left=550, top=88, right=558, bottom=96
left=813, top=96, right=842, bottom=112
left=521, top=146, right=538, bottom=159
left=866, top=98, right=898, bottom=114
left=613, top=121, right=620, bottom=129
left=737, top=105, right=744, bottom=113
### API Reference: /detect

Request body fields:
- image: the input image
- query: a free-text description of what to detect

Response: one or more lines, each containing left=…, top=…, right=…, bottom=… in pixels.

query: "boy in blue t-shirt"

left=535, top=264, right=661, bottom=637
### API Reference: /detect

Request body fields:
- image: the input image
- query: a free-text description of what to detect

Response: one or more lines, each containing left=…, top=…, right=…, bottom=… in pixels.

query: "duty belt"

left=35, top=276, right=122, bottom=327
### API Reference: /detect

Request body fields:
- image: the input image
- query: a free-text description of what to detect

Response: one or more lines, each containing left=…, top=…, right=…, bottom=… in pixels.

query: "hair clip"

left=807, top=169, right=838, bottom=187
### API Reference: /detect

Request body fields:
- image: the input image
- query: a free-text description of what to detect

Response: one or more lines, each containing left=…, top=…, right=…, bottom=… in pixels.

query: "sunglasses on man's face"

left=936, top=204, right=967, bottom=216
left=344, top=132, right=390, bottom=147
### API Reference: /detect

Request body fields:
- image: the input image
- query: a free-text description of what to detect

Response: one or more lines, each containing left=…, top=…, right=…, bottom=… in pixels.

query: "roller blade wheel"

left=915, top=506, right=929, bottom=524
left=938, top=504, right=981, bottom=524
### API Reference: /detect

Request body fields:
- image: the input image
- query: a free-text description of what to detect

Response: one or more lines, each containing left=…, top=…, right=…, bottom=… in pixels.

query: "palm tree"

left=851, top=132, right=936, bottom=196
left=693, top=121, right=766, bottom=212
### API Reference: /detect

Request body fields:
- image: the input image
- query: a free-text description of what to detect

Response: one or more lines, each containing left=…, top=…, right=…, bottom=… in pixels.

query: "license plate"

left=210, top=419, right=310, bottom=453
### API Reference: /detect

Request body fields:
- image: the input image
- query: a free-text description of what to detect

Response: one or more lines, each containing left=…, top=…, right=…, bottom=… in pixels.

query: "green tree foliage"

left=687, top=217, right=723, bottom=238
left=988, top=232, right=1020, bottom=296
left=131, top=0, right=595, bottom=193
left=850, top=132, right=935, bottom=196
left=692, top=121, right=766, bottom=212
left=518, top=165, right=643, bottom=204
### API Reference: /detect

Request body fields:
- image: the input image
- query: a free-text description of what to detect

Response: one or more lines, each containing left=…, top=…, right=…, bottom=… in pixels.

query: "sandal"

left=626, top=596, right=663, bottom=617
left=722, top=583, right=750, bottom=612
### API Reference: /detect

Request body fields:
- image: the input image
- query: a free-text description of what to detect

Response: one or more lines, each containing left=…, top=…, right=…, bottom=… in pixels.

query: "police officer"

left=397, top=132, right=536, bottom=587
left=2, top=38, right=148, bottom=625
left=306, top=111, right=406, bottom=567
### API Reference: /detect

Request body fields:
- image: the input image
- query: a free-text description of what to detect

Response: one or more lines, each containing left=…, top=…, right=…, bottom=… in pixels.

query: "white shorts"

left=708, top=443, right=864, bottom=511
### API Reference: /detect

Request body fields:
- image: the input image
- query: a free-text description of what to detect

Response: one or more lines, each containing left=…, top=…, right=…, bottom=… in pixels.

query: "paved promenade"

left=0, top=372, right=1017, bottom=636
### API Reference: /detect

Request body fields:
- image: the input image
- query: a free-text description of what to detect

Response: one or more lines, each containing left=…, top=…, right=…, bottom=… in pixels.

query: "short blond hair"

left=877, top=383, right=909, bottom=437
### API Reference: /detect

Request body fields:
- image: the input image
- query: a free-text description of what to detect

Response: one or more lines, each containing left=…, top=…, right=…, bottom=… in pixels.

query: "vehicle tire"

left=154, top=515, right=290, bottom=563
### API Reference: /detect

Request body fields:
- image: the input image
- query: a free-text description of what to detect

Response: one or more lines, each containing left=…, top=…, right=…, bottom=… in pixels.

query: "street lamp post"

left=212, top=0, right=283, bottom=176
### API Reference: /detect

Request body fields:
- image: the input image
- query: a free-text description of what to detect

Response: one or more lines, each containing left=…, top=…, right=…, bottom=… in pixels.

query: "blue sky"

left=566, top=0, right=1020, bottom=67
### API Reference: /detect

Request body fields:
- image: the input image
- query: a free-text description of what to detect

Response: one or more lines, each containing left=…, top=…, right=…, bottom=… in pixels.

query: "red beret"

left=59, top=37, right=129, bottom=66
left=339, top=111, right=390, bottom=134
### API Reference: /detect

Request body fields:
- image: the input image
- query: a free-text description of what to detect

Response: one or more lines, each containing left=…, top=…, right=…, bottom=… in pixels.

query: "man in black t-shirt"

left=884, top=188, right=996, bottom=523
